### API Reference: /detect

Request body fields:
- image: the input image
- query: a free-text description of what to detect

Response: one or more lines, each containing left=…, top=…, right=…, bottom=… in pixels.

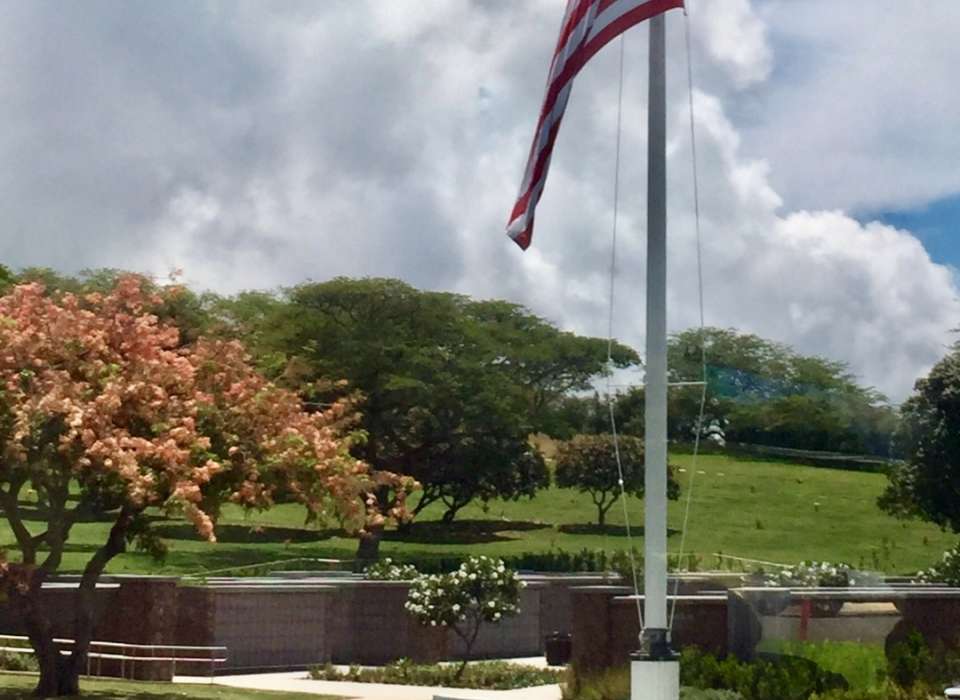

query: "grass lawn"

left=0, top=673, right=338, bottom=699
left=1, top=452, right=956, bottom=576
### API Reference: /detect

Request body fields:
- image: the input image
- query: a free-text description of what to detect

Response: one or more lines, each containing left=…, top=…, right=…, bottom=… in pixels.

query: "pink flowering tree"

left=0, top=277, right=412, bottom=697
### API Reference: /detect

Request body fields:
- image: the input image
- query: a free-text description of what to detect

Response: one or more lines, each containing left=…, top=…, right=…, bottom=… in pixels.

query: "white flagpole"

left=632, top=10, right=679, bottom=700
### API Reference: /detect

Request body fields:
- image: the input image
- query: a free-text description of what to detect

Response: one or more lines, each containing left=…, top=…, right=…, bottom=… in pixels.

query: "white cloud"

left=740, top=0, right=960, bottom=213
left=694, top=0, right=772, bottom=89
left=0, top=1, right=956, bottom=402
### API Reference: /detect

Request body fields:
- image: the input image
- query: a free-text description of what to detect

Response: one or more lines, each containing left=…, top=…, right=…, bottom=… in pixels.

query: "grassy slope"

left=0, top=673, right=337, bottom=699
left=1, top=453, right=956, bottom=575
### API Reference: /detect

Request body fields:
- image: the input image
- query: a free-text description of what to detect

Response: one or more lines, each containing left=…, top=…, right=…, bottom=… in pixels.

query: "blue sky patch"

left=870, top=194, right=960, bottom=269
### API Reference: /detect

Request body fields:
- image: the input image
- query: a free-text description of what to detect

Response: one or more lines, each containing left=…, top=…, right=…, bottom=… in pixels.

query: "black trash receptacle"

left=545, top=631, right=572, bottom=666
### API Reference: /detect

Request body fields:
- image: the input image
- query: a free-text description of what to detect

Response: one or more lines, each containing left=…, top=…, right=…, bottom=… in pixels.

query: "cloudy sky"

left=1, top=0, right=957, bottom=402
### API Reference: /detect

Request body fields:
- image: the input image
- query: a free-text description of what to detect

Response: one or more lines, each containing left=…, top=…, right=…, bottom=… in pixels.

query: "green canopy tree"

left=223, top=278, right=624, bottom=558
left=466, top=300, right=639, bottom=436
left=554, top=434, right=679, bottom=527
left=879, top=342, right=960, bottom=530
left=613, top=327, right=897, bottom=454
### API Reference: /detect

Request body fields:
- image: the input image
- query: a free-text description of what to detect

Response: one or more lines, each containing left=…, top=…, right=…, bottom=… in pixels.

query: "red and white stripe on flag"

left=506, top=0, right=683, bottom=250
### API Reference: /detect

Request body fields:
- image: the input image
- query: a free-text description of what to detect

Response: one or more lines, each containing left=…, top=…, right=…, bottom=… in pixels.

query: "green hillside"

left=3, top=453, right=955, bottom=576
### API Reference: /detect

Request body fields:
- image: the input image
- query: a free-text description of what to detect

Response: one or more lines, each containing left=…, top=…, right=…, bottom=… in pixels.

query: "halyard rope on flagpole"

left=606, top=32, right=645, bottom=635
left=669, top=1, right=710, bottom=633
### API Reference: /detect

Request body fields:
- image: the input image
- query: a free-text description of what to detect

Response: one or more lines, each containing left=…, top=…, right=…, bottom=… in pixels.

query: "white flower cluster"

left=363, top=557, right=420, bottom=581
left=914, top=543, right=960, bottom=586
left=763, top=560, right=855, bottom=588
left=403, top=555, right=522, bottom=628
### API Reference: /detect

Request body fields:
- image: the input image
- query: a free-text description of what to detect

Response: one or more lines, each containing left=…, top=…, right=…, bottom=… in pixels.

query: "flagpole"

left=632, top=10, right=679, bottom=700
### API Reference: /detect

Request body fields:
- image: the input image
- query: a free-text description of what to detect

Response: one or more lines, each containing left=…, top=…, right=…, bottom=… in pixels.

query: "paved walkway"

left=176, top=671, right=563, bottom=700
left=175, top=658, right=564, bottom=700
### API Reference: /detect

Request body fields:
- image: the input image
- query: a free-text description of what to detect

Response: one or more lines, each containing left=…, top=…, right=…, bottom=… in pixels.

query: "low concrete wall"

left=172, top=578, right=545, bottom=669
left=8, top=574, right=957, bottom=678
left=761, top=603, right=901, bottom=643
left=569, top=586, right=728, bottom=674
left=729, top=587, right=960, bottom=661
left=213, top=585, right=335, bottom=669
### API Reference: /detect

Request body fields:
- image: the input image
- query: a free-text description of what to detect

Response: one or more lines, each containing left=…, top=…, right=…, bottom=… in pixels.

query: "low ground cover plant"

left=309, top=659, right=562, bottom=689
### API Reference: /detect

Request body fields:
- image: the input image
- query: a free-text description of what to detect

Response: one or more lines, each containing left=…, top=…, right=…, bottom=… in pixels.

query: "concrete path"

left=176, top=671, right=563, bottom=700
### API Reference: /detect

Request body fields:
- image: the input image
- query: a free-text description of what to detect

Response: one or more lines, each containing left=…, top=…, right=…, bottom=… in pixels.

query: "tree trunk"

left=12, top=570, right=75, bottom=697
left=354, top=485, right=394, bottom=565
left=440, top=494, right=469, bottom=525
left=355, top=523, right=384, bottom=566
left=596, top=502, right=607, bottom=528
left=61, top=508, right=136, bottom=694
left=441, top=506, right=458, bottom=524
left=399, top=488, right=438, bottom=533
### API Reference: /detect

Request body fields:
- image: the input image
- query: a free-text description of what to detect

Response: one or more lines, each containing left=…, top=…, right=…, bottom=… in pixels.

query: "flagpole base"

left=631, top=628, right=678, bottom=700
left=630, top=656, right=679, bottom=700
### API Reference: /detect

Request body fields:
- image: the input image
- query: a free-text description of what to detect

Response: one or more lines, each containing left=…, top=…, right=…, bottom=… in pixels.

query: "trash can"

left=545, top=631, right=572, bottom=666
left=945, top=687, right=960, bottom=699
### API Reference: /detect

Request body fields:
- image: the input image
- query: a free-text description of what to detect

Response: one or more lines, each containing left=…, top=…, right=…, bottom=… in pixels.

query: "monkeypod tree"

left=220, top=278, right=573, bottom=560
left=0, top=277, right=410, bottom=697
left=554, top=434, right=679, bottom=528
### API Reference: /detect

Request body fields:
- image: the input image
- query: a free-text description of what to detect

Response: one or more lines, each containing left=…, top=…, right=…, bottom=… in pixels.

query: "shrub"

left=680, top=647, right=847, bottom=700
left=565, top=650, right=847, bottom=700
left=914, top=541, right=960, bottom=586
left=364, top=557, right=419, bottom=580
left=561, top=665, right=744, bottom=700
left=0, top=649, right=38, bottom=672
left=809, top=684, right=944, bottom=700
left=887, top=630, right=960, bottom=689
left=758, top=640, right=886, bottom=690
left=764, top=561, right=855, bottom=588
left=405, top=555, right=523, bottom=678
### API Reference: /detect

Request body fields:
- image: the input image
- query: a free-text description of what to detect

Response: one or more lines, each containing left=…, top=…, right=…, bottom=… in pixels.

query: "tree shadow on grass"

left=384, top=519, right=551, bottom=545
left=149, top=522, right=339, bottom=545
left=15, top=502, right=141, bottom=525
left=557, top=523, right=681, bottom=537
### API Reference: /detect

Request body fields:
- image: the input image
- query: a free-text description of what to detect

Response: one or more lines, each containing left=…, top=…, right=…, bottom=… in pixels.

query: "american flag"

left=506, top=0, right=684, bottom=250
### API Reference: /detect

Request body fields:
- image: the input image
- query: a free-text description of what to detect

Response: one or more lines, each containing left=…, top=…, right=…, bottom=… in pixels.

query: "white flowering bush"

left=404, top=556, right=523, bottom=677
left=763, top=561, right=854, bottom=588
left=364, top=557, right=419, bottom=581
left=915, top=542, right=960, bottom=586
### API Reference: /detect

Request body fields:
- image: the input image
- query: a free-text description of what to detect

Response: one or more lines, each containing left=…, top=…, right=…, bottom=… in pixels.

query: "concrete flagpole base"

left=630, top=657, right=679, bottom=700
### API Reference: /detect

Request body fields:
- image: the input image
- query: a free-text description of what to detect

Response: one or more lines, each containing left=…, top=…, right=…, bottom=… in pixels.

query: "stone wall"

left=570, top=586, right=728, bottom=674
left=212, top=585, right=334, bottom=669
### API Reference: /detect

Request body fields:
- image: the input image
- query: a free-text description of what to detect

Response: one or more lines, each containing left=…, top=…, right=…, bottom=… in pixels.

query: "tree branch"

left=0, top=478, right=38, bottom=565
